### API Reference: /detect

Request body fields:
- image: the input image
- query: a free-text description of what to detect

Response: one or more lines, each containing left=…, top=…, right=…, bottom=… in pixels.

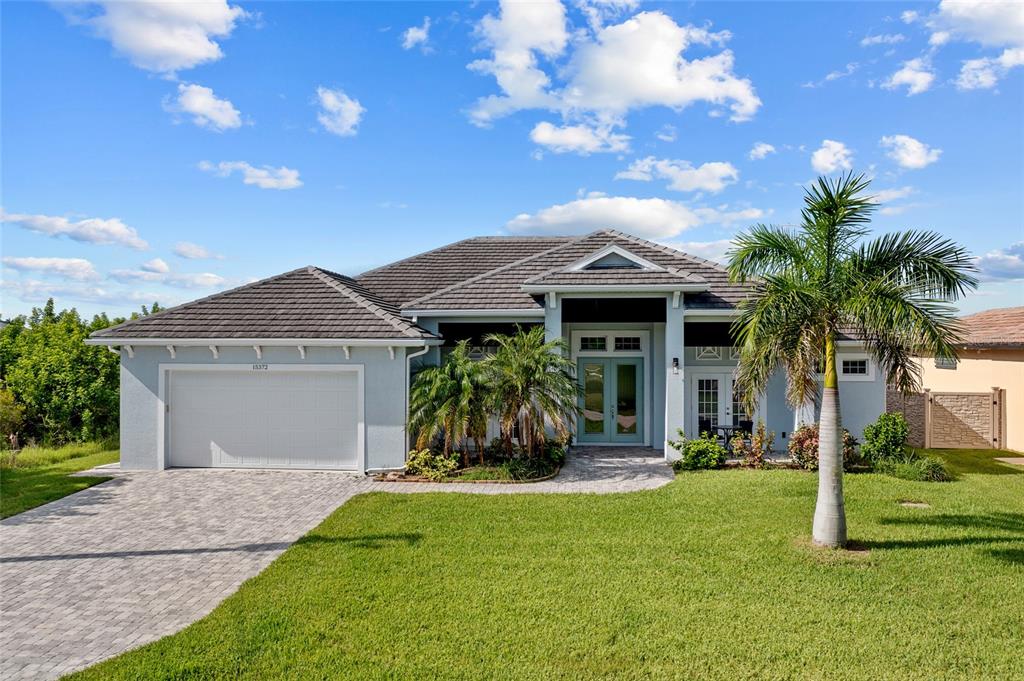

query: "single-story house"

left=888, top=305, right=1022, bottom=452
left=87, top=230, right=885, bottom=472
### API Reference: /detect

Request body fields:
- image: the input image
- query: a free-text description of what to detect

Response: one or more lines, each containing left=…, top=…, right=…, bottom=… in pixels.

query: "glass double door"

left=687, top=372, right=751, bottom=437
left=578, top=358, right=644, bottom=444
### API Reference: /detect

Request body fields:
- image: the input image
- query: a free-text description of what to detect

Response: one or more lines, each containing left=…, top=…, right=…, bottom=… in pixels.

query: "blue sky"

left=2, top=0, right=1022, bottom=319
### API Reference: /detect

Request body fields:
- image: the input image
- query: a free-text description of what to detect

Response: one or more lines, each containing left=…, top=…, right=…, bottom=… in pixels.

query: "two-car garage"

left=165, top=366, right=364, bottom=471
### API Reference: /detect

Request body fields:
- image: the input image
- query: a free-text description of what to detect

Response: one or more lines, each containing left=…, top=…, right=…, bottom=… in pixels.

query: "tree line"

left=0, top=298, right=161, bottom=448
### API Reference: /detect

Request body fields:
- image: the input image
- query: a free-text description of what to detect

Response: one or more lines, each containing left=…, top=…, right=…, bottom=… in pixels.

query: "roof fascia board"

left=521, top=283, right=708, bottom=294
left=85, top=337, right=443, bottom=347
left=402, top=308, right=545, bottom=318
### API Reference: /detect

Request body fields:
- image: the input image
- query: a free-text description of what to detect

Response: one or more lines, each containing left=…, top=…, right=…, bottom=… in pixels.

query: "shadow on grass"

left=859, top=513, right=1024, bottom=556
left=923, top=450, right=1024, bottom=476
left=296, top=532, right=423, bottom=550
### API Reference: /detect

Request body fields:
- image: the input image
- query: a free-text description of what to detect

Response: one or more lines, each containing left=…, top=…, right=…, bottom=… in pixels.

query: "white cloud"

left=506, top=194, right=764, bottom=239
left=931, top=1, right=1024, bottom=90
left=468, top=4, right=760, bottom=151
left=655, top=124, right=677, bottom=142
left=402, top=17, right=431, bottom=51
left=530, top=121, right=630, bottom=154
left=0, top=210, right=148, bottom=250
left=198, top=160, right=302, bottom=190
left=748, top=142, right=775, bottom=160
left=141, top=257, right=170, bottom=274
left=61, top=0, right=248, bottom=75
left=802, top=62, right=858, bottom=88
left=109, top=260, right=225, bottom=289
left=692, top=206, right=765, bottom=227
left=860, top=33, right=905, bottom=47
left=314, top=86, right=364, bottom=137
left=810, top=140, right=853, bottom=174
left=173, top=241, right=223, bottom=260
left=901, top=10, right=920, bottom=24
left=933, top=0, right=1024, bottom=50
left=575, top=0, right=639, bottom=32
left=2, top=256, right=99, bottom=281
left=880, top=134, right=942, bottom=169
left=165, top=83, right=241, bottom=131
left=467, top=0, right=568, bottom=125
left=882, top=57, right=935, bottom=95
left=507, top=195, right=702, bottom=239
left=872, top=186, right=915, bottom=203
left=668, top=238, right=734, bottom=263
left=957, top=48, right=1024, bottom=90
left=562, top=12, right=760, bottom=122
left=1, top=278, right=171, bottom=306
left=975, top=242, right=1024, bottom=281
left=615, top=157, right=739, bottom=193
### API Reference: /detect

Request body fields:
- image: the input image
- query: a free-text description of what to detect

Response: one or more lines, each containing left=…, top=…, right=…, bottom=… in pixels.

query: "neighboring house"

left=888, top=305, right=1023, bottom=452
left=86, top=230, right=885, bottom=472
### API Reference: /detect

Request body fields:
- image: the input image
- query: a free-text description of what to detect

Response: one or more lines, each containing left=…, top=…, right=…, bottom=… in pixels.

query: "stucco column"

left=664, top=296, right=684, bottom=457
left=544, top=292, right=561, bottom=345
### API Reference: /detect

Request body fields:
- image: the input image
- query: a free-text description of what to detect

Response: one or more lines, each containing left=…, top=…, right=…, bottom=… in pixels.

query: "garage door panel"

left=168, top=369, right=361, bottom=470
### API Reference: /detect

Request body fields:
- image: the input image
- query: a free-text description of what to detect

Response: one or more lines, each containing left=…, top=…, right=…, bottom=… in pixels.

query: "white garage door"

left=168, top=368, right=362, bottom=470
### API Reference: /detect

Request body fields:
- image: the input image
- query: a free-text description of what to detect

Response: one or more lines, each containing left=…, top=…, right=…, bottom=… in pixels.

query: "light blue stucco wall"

left=118, top=344, right=411, bottom=472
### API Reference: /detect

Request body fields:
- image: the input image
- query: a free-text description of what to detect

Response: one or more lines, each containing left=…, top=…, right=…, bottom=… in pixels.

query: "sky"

left=2, top=0, right=1022, bottom=319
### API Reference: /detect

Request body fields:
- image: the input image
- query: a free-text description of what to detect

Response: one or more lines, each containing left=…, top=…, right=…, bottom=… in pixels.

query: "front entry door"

left=578, top=358, right=644, bottom=444
left=687, top=373, right=751, bottom=437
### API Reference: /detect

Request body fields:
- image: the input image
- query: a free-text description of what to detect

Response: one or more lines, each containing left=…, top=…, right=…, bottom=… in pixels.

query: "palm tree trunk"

left=813, top=335, right=847, bottom=547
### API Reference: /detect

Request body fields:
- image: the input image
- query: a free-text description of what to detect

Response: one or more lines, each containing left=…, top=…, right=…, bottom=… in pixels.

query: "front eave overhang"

left=520, top=283, right=708, bottom=294
left=400, top=308, right=546, bottom=319
left=84, top=337, right=443, bottom=347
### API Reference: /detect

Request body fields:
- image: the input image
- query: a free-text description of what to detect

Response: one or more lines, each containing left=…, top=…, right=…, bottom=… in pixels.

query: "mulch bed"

left=374, top=467, right=560, bottom=484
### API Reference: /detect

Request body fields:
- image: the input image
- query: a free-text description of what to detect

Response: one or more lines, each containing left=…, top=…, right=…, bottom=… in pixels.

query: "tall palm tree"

left=484, top=326, right=579, bottom=457
left=727, top=173, right=976, bottom=547
left=408, top=340, right=488, bottom=465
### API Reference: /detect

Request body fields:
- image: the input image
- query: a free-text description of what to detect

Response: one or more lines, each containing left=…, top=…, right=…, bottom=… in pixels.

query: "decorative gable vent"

left=569, top=245, right=665, bottom=272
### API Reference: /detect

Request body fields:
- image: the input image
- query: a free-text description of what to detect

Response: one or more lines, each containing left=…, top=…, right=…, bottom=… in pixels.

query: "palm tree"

left=483, top=326, right=579, bottom=457
left=408, top=340, right=488, bottom=466
left=727, top=173, right=976, bottom=547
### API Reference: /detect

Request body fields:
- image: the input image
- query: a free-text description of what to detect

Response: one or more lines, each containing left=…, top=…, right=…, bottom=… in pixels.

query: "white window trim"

left=837, top=354, right=875, bottom=382
left=729, top=347, right=742, bottom=360
left=156, top=363, right=366, bottom=473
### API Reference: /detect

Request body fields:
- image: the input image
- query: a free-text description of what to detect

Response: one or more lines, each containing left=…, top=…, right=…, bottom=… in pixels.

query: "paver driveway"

left=0, top=447, right=671, bottom=679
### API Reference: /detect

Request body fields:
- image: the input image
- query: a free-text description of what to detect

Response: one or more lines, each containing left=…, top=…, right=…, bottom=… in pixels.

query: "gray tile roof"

left=403, top=230, right=754, bottom=310
left=91, top=266, right=437, bottom=340
left=356, top=236, right=575, bottom=308
left=523, top=263, right=706, bottom=287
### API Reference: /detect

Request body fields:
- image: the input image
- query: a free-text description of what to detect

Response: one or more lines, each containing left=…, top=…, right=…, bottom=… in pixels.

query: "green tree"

left=483, top=326, right=579, bottom=457
left=727, top=173, right=976, bottom=547
left=408, top=340, right=488, bottom=465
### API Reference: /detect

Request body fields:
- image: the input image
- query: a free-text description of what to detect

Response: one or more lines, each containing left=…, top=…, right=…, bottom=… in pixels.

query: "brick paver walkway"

left=0, top=447, right=671, bottom=679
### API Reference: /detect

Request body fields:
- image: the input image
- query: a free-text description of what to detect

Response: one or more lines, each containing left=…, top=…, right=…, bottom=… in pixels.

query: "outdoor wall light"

left=672, top=357, right=679, bottom=374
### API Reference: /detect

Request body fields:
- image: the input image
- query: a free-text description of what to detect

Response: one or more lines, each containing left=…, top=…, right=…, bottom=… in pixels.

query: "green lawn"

left=72, top=449, right=1023, bottom=680
left=0, top=440, right=119, bottom=519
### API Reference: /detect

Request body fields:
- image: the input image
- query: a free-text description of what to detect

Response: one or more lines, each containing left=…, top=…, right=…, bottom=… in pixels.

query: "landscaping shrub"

left=404, top=449, right=458, bottom=481
left=862, top=412, right=910, bottom=462
left=669, top=430, right=727, bottom=471
left=788, top=424, right=859, bottom=471
left=875, top=453, right=951, bottom=482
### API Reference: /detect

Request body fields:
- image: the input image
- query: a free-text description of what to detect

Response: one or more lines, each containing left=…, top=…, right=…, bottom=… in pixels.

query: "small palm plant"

left=483, top=326, right=579, bottom=457
left=727, top=173, right=976, bottom=547
left=408, top=340, right=488, bottom=466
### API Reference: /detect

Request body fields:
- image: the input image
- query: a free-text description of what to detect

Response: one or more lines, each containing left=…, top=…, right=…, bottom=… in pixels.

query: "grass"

left=0, top=440, right=119, bottom=519
left=72, top=449, right=1023, bottom=680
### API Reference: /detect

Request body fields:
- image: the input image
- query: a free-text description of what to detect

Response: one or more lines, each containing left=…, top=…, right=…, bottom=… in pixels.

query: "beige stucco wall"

left=914, top=348, right=1024, bottom=452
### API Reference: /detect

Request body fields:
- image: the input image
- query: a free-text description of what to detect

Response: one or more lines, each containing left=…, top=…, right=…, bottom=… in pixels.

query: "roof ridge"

left=309, top=267, right=423, bottom=338
left=604, top=229, right=731, bottom=274
left=355, top=236, right=480, bottom=278
left=90, top=266, right=314, bottom=337
left=401, top=232, right=605, bottom=309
